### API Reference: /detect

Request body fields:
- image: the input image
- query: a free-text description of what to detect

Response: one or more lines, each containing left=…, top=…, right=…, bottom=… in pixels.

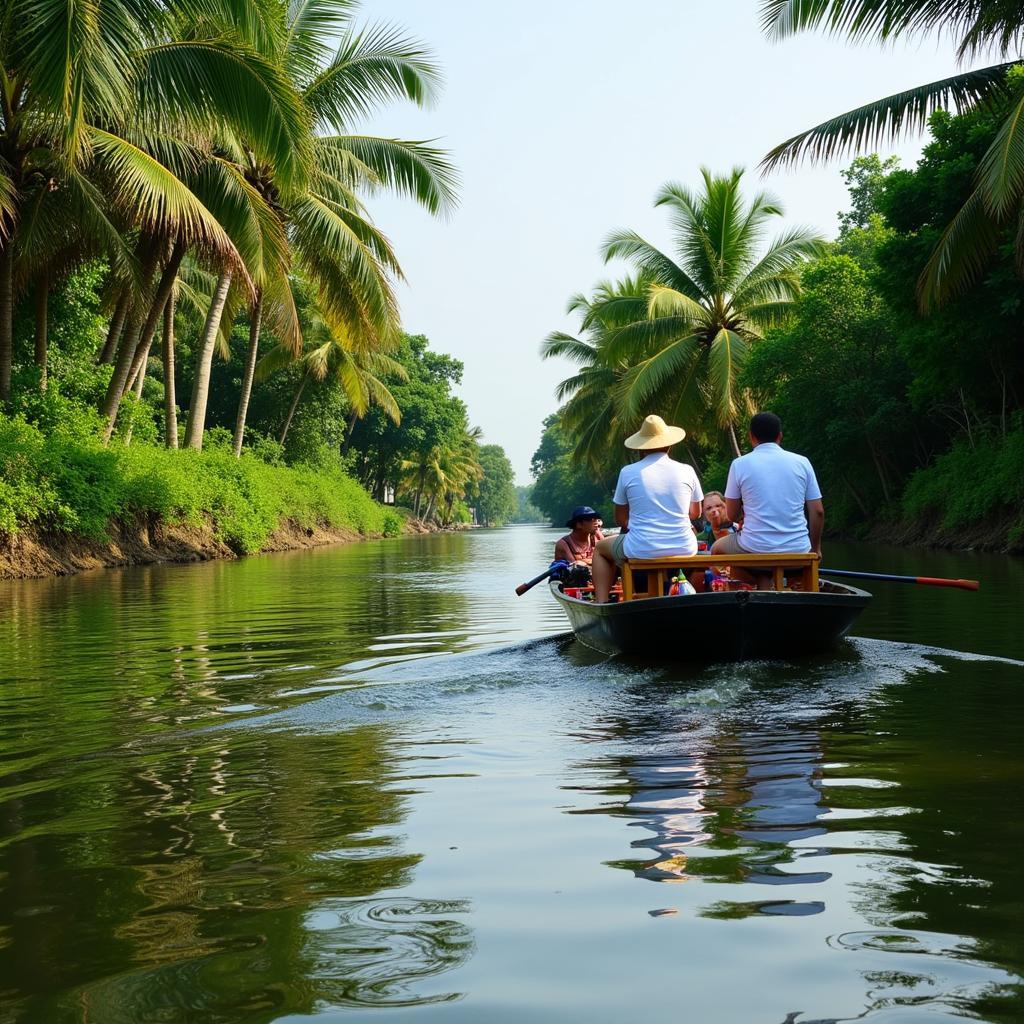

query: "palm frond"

left=319, top=135, right=458, bottom=215
left=917, top=184, right=1002, bottom=310
left=706, top=328, right=750, bottom=428
left=602, top=229, right=708, bottom=302
left=304, top=21, right=441, bottom=127
left=646, top=284, right=708, bottom=324
left=139, top=38, right=311, bottom=192
left=761, top=64, right=1017, bottom=170
left=540, top=331, right=598, bottom=363
left=614, top=335, right=702, bottom=419
left=977, top=88, right=1024, bottom=218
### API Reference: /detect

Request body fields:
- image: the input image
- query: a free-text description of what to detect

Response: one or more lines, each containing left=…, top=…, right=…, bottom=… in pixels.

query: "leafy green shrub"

left=902, top=423, right=1024, bottom=535
left=0, top=411, right=403, bottom=551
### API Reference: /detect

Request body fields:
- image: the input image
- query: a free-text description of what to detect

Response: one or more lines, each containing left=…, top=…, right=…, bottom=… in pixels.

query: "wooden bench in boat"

left=620, top=553, right=819, bottom=601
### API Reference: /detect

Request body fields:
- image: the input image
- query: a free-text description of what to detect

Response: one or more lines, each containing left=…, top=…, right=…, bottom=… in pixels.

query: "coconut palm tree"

left=760, top=0, right=1024, bottom=307
left=541, top=278, right=646, bottom=476
left=257, top=296, right=406, bottom=447
left=598, top=168, right=825, bottom=456
left=0, top=0, right=309, bottom=404
left=226, top=0, right=459, bottom=456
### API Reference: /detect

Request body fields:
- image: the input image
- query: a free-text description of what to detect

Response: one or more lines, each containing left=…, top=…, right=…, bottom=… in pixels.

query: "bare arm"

left=806, top=498, right=824, bottom=555
left=689, top=500, right=702, bottom=521
left=726, top=497, right=743, bottom=524
left=553, top=538, right=571, bottom=563
left=614, top=503, right=629, bottom=530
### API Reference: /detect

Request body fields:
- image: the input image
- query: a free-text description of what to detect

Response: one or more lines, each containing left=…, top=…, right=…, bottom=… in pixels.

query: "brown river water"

left=0, top=525, right=1022, bottom=1023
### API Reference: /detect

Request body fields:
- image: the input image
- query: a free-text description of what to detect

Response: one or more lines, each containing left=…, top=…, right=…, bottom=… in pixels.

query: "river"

left=1, top=526, right=1022, bottom=1023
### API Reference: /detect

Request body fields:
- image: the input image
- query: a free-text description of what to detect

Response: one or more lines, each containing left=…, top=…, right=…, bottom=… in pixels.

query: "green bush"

left=902, top=423, right=1024, bottom=536
left=0, top=413, right=404, bottom=551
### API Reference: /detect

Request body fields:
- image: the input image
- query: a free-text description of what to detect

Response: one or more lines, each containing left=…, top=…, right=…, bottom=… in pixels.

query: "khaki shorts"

left=611, top=531, right=629, bottom=566
left=712, top=532, right=748, bottom=555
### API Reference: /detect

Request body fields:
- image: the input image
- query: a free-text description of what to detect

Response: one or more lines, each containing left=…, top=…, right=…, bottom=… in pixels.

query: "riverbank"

left=1, top=415, right=443, bottom=581
left=0, top=514, right=439, bottom=581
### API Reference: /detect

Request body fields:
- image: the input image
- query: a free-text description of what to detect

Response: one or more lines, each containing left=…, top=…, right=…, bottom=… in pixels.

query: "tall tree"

left=595, top=168, right=824, bottom=455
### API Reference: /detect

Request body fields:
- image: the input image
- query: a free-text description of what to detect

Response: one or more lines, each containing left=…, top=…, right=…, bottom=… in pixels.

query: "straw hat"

left=624, top=414, right=686, bottom=450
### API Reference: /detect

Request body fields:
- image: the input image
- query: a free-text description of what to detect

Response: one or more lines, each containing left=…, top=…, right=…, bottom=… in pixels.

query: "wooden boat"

left=550, top=552, right=871, bottom=661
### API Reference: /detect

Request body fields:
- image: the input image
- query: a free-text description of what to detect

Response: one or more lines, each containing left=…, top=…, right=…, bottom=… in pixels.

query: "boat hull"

left=550, top=580, right=871, bottom=660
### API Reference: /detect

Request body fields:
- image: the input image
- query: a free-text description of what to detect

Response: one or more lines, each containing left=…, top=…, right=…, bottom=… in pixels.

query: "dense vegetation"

left=533, top=119, right=1024, bottom=549
left=0, top=0, right=518, bottom=555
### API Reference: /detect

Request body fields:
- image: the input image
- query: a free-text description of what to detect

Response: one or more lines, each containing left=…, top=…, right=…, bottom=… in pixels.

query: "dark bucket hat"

left=565, top=505, right=600, bottom=528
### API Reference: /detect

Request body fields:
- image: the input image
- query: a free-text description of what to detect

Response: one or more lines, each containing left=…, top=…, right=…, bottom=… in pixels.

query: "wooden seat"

left=620, top=553, right=819, bottom=600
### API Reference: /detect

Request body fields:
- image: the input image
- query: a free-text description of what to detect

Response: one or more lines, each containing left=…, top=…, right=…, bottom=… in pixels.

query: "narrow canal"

left=1, top=526, right=1022, bottom=1022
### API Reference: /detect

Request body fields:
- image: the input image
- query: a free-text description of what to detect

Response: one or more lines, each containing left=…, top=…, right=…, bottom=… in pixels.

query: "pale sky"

left=360, top=1, right=982, bottom=482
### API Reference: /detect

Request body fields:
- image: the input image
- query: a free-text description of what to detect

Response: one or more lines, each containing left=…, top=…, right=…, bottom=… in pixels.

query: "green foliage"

left=475, top=445, right=516, bottom=526
left=530, top=415, right=613, bottom=527
left=0, top=413, right=401, bottom=551
left=902, top=425, right=1024, bottom=546
left=511, top=485, right=545, bottom=524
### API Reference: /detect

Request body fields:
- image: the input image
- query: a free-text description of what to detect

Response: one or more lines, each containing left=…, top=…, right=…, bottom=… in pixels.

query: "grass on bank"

left=0, top=412, right=405, bottom=554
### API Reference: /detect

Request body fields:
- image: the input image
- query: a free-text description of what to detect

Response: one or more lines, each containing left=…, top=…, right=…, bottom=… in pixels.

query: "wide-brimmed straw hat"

left=624, top=414, right=686, bottom=450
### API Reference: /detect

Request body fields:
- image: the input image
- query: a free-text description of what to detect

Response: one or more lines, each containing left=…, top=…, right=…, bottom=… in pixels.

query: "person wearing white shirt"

left=592, top=415, right=703, bottom=603
left=712, top=412, right=824, bottom=581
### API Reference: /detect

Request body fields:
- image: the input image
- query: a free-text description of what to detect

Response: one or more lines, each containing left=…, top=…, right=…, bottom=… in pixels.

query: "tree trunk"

left=34, top=272, right=48, bottom=390
left=100, top=245, right=162, bottom=442
left=0, top=245, right=13, bottom=403
left=123, top=242, right=185, bottom=396
left=184, top=267, right=233, bottom=451
left=728, top=422, right=742, bottom=459
left=162, top=291, right=178, bottom=449
left=232, top=290, right=263, bottom=457
left=278, top=372, right=308, bottom=446
left=123, top=344, right=150, bottom=447
left=341, top=410, right=358, bottom=455
left=97, top=289, right=129, bottom=364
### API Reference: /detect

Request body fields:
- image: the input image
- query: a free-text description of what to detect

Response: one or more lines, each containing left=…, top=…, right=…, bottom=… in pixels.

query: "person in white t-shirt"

left=592, top=415, right=703, bottom=602
left=712, top=412, right=824, bottom=585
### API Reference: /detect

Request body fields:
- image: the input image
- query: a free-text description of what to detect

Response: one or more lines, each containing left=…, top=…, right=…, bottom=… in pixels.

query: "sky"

left=358, top=0, right=984, bottom=482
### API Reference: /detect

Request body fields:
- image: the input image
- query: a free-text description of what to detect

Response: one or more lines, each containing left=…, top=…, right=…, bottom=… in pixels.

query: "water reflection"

left=1, top=528, right=1023, bottom=1023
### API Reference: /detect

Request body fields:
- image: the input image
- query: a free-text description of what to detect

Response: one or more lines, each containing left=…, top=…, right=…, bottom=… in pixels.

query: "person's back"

left=714, top=412, right=824, bottom=558
left=615, top=453, right=701, bottom=559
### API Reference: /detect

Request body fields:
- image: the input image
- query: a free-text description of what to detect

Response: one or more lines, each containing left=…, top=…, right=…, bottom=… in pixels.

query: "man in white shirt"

left=712, top=412, right=824, bottom=573
left=592, top=415, right=703, bottom=602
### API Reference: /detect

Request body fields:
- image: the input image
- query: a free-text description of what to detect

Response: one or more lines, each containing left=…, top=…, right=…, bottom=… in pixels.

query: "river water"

left=1, top=526, right=1022, bottom=1023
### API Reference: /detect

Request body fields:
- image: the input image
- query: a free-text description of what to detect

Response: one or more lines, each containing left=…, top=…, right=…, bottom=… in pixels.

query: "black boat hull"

left=550, top=580, right=871, bottom=660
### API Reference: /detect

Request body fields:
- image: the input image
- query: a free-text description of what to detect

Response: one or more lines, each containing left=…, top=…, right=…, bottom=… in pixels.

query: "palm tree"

left=0, top=0, right=309, bottom=405
left=226, top=0, right=459, bottom=456
left=597, top=168, right=825, bottom=456
left=257, top=297, right=406, bottom=447
left=541, top=279, right=644, bottom=476
left=760, top=0, right=1024, bottom=307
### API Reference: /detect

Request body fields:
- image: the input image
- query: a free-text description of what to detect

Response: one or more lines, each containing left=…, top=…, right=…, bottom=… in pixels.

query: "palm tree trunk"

left=98, top=290, right=129, bottom=364
left=278, top=371, right=308, bottom=446
left=728, top=422, right=742, bottom=459
left=185, top=267, right=233, bottom=451
left=123, top=242, right=186, bottom=396
left=123, top=346, right=150, bottom=447
left=232, top=290, right=262, bottom=457
left=0, top=245, right=13, bottom=404
left=34, top=272, right=48, bottom=390
left=162, top=292, right=178, bottom=449
left=341, top=410, right=358, bottom=454
left=101, top=245, right=160, bottom=442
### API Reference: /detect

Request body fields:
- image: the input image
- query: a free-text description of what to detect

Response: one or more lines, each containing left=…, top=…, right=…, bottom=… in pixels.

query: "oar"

left=515, top=560, right=569, bottom=597
left=820, top=568, right=980, bottom=591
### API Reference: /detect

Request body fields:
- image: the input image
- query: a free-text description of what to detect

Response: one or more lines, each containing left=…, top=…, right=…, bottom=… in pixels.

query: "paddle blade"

left=919, top=577, right=980, bottom=591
